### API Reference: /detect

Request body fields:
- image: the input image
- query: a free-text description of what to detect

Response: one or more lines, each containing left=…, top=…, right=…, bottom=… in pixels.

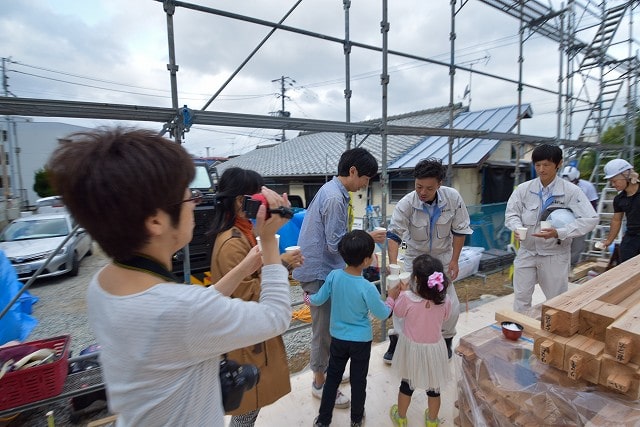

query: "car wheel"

left=86, top=243, right=93, bottom=257
left=69, top=252, right=80, bottom=276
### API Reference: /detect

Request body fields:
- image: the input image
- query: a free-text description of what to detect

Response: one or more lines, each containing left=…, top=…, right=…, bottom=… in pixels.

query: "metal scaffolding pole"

left=343, top=0, right=353, bottom=150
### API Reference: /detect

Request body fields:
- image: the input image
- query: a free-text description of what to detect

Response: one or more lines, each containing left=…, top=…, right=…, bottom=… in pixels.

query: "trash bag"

left=0, top=250, right=38, bottom=346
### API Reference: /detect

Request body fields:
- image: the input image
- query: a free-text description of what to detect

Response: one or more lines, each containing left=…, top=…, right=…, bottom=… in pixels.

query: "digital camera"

left=242, top=194, right=267, bottom=219
left=219, top=357, right=260, bottom=411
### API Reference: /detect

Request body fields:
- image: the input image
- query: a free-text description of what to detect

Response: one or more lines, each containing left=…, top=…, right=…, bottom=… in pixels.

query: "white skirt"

left=392, top=333, right=450, bottom=391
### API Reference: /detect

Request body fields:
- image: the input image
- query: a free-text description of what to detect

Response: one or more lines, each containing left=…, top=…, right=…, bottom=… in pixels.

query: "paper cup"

left=387, top=274, right=401, bottom=290
left=285, top=245, right=301, bottom=253
left=374, top=226, right=386, bottom=232
left=540, top=220, right=552, bottom=229
left=389, top=263, right=401, bottom=275
left=399, top=271, right=411, bottom=285
left=594, top=241, right=606, bottom=250
left=516, top=227, right=528, bottom=240
left=256, top=234, right=279, bottom=250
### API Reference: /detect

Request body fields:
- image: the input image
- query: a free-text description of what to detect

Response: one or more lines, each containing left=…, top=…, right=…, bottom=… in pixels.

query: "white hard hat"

left=561, top=166, right=580, bottom=182
left=604, top=158, right=633, bottom=179
left=547, top=208, right=576, bottom=229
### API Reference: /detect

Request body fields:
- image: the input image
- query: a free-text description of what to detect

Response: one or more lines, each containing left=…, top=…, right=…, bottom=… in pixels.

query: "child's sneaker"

left=389, top=404, right=407, bottom=427
left=425, top=409, right=440, bottom=427
left=311, top=382, right=350, bottom=409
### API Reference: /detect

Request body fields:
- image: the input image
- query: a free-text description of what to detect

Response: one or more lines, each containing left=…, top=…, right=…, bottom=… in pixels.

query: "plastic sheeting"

left=0, top=251, right=38, bottom=346
left=456, top=323, right=640, bottom=426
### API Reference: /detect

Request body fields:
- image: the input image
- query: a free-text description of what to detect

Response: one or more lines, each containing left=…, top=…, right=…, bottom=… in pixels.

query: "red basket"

left=0, top=335, right=70, bottom=410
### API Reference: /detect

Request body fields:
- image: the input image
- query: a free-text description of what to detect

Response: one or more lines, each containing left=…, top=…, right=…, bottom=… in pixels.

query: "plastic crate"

left=0, top=335, right=70, bottom=410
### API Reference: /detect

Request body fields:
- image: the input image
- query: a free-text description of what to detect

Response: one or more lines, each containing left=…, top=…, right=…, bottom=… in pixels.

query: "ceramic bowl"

left=501, top=321, right=523, bottom=340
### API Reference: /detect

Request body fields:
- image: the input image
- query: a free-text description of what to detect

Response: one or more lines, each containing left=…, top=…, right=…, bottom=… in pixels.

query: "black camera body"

left=242, top=195, right=265, bottom=219
left=219, top=357, right=260, bottom=412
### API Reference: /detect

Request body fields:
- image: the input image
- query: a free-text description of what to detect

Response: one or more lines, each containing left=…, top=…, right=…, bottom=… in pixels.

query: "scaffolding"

left=0, top=0, right=638, bottom=206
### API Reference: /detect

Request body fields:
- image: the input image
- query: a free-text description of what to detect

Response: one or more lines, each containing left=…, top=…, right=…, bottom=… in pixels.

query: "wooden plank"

left=563, top=334, right=604, bottom=383
left=605, top=303, right=640, bottom=363
left=541, top=255, right=640, bottom=337
left=600, top=285, right=640, bottom=308
left=570, top=261, right=598, bottom=281
left=495, top=310, right=540, bottom=335
left=532, top=329, right=571, bottom=370
left=578, top=300, right=627, bottom=341
left=598, top=354, right=640, bottom=399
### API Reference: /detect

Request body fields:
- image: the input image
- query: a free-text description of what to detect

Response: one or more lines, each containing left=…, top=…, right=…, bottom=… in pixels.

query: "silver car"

left=0, top=211, right=93, bottom=281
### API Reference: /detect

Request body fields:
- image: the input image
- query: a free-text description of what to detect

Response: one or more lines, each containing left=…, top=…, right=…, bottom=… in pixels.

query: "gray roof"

left=216, top=104, right=531, bottom=177
left=215, top=105, right=461, bottom=178
left=390, top=104, right=533, bottom=169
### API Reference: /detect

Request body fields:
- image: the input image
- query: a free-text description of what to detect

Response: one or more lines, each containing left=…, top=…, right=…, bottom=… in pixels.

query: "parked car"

left=0, top=212, right=93, bottom=281
left=34, top=196, right=64, bottom=212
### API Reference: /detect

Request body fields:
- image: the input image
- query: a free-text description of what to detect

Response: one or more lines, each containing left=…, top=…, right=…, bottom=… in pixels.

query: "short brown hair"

left=47, top=127, right=195, bottom=261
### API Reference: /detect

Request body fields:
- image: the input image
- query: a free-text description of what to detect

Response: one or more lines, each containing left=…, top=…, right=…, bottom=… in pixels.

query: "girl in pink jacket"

left=390, top=254, right=451, bottom=427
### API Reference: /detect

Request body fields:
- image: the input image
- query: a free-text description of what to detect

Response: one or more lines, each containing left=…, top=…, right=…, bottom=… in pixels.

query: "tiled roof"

left=216, top=104, right=531, bottom=177
left=215, top=105, right=459, bottom=178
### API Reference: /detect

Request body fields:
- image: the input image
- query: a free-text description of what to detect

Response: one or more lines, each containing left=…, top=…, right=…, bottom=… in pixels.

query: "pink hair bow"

left=427, top=272, right=444, bottom=292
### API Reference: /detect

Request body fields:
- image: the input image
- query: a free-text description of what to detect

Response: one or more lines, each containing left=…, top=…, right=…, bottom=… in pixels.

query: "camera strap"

left=115, top=254, right=180, bottom=283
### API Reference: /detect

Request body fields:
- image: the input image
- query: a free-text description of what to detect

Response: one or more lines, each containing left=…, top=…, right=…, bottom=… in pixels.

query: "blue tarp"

left=0, top=250, right=38, bottom=346
left=277, top=209, right=305, bottom=252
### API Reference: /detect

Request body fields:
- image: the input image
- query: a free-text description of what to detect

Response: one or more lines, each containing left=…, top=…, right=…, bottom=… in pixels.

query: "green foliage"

left=600, top=114, right=640, bottom=172
left=33, top=168, right=55, bottom=198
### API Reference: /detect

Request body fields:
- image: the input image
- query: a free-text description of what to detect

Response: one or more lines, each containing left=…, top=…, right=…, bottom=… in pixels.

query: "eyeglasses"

left=178, top=189, right=203, bottom=206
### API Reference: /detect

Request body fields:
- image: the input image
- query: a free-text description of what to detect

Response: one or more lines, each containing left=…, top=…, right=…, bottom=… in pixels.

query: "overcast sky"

left=1, top=1, right=635, bottom=157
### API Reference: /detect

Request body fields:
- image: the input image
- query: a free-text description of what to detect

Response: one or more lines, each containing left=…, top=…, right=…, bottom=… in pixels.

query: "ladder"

left=583, top=186, right=623, bottom=260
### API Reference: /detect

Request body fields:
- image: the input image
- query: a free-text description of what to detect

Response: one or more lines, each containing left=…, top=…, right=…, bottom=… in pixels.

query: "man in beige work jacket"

left=385, top=158, right=473, bottom=361
left=505, top=144, right=598, bottom=313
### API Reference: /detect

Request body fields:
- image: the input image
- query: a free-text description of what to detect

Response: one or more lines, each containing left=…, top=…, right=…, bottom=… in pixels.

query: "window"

left=390, top=178, right=414, bottom=202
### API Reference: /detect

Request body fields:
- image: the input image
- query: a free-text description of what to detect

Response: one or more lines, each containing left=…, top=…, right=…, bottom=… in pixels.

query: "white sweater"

left=86, top=264, right=291, bottom=427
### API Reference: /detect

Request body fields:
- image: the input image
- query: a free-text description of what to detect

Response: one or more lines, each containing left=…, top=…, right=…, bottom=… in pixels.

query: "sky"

left=0, top=1, right=636, bottom=158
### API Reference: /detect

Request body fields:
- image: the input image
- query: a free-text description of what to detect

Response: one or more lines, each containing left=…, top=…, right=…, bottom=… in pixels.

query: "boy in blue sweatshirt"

left=306, top=230, right=401, bottom=427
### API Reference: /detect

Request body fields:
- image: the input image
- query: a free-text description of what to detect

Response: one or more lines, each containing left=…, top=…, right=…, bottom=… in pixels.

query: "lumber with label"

left=598, top=354, right=640, bottom=399
left=541, top=256, right=640, bottom=337
left=604, top=303, right=640, bottom=364
left=563, top=334, right=604, bottom=383
left=532, top=328, right=571, bottom=370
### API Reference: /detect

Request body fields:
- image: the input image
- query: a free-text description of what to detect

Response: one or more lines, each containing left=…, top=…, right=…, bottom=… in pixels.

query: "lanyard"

left=115, top=254, right=179, bottom=283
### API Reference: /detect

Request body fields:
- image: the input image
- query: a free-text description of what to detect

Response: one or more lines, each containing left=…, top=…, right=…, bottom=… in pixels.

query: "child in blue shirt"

left=305, top=230, right=401, bottom=427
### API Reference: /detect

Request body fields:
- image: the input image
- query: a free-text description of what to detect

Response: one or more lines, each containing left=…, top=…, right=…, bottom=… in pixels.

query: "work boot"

left=444, top=337, right=453, bottom=359
left=383, top=332, right=398, bottom=365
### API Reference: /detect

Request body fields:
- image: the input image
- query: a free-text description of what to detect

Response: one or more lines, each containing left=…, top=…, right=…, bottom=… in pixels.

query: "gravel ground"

left=2, top=245, right=314, bottom=426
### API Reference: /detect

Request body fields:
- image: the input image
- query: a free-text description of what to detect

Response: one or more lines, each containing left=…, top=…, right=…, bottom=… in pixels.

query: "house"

left=215, top=103, right=534, bottom=224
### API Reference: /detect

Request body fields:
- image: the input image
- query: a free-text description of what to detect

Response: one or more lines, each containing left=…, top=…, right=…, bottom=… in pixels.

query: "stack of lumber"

left=455, top=255, right=640, bottom=426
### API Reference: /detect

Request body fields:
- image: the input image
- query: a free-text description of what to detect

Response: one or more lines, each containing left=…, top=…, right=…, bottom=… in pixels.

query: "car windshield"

left=1, top=218, right=69, bottom=241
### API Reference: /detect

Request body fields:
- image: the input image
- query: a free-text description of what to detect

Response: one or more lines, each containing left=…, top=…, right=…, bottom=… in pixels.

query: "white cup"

left=595, top=241, right=606, bottom=250
left=399, top=271, right=411, bottom=285
left=540, top=221, right=552, bottom=230
left=387, top=274, right=401, bottom=290
left=389, top=263, right=401, bottom=275
left=256, top=234, right=280, bottom=251
left=374, top=226, right=386, bottom=232
left=516, top=227, right=528, bottom=240
left=285, top=245, right=301, bottom=253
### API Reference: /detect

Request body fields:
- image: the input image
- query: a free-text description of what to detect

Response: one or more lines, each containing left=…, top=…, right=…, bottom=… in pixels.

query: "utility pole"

left=271, top=76, right=294, bottom=142
left=1, top=58, right=12, bottom=210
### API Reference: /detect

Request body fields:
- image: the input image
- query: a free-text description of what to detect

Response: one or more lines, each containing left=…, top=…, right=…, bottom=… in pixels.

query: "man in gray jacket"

left=386, top=158, right=473, bottom=360
left=505, top=144, right=598, bottom=313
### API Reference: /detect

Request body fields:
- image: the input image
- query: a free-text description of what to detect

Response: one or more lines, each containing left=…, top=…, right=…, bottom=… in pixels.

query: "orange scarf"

left=234, top=217, right=257, bottom=247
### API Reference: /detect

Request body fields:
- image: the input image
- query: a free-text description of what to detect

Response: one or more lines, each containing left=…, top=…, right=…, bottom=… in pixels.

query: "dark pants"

left=317, top=337, right=371, bottom=425
left=620, top=233, right=640, bottom=263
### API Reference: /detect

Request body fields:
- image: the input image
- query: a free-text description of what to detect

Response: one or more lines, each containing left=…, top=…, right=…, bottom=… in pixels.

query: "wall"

left=1, top=121, right=88, bottom=207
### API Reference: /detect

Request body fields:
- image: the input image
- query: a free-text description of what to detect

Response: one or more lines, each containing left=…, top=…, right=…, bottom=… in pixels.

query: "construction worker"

left=560, top=165, right=598, bottom=266
left=505, top=145, right=598, bottom=313
left=600, top=159, right=640, bottom=263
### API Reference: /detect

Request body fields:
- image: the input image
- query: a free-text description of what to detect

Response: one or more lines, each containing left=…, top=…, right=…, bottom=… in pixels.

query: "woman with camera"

left=46, top=128, right=292, bottom=427
left=208, top=167, right=303, bottom=426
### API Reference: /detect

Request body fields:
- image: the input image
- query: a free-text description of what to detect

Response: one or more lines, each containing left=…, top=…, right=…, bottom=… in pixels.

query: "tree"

left=33, top=168, right=55, bottom=198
